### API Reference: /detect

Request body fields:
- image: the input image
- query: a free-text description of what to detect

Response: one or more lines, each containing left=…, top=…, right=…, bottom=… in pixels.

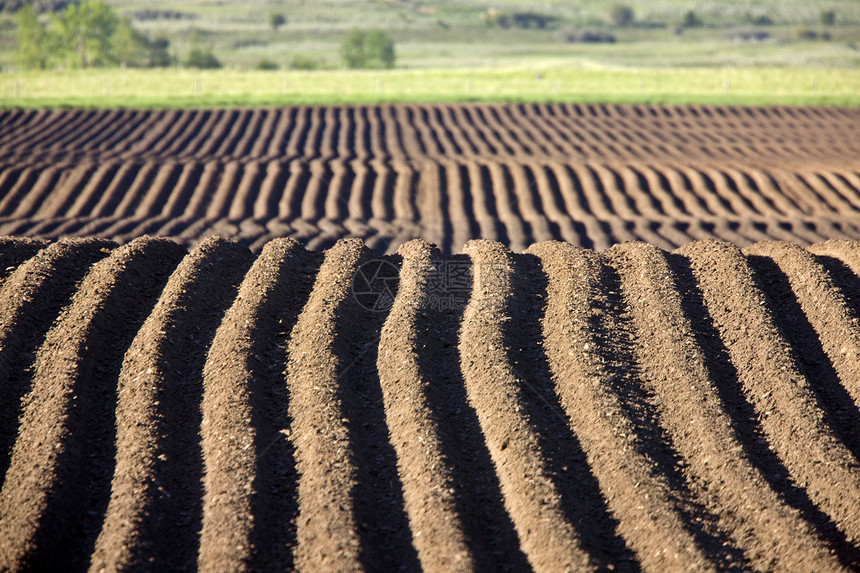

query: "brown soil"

left=1, top=102, right=859, bottom=571
left=0, top=236, right=858, bottom=571
left=1, top=104, right=859, bottom=253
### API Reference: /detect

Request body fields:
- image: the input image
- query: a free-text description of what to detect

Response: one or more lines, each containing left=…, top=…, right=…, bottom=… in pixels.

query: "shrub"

left=820, top=10, right=836, bottom=26
left=681, top=11, right=703, bottom=28
left=341, top=28, right=395, bottom=69
left=607, top=4, right=634, bottom=27
left=365, top=29, right=395, bottom=68
left=256, top=58, right=279, bottom=71
left=557, top=28, right=616, bottom=44
left=289, top=56, right=320, bottom=70
left=796, top=28, right=831, bottom=41
left=185, top=47, right=221, bottom=69
left=270, top=13, right=286, bottom=32
left=743, top=13, right=773, bottom=26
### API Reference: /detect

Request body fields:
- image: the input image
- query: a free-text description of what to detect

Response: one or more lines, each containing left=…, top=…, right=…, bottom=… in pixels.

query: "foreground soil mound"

left=1, top=104, right=859, bottom=253
left=1, top=235, right=859, bottom=571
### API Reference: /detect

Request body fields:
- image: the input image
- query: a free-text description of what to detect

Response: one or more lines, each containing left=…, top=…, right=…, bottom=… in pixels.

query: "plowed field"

left=2, top=103, right=860, bottom=571
left=0, top=236, right=859, bottom=571
left=1, top=104, right=859, bottom=253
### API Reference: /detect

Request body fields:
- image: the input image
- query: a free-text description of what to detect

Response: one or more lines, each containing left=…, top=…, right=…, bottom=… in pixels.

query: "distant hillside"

left=1, top=0, right=859, bottom=70
left=0, top=0, right=76, bottom=13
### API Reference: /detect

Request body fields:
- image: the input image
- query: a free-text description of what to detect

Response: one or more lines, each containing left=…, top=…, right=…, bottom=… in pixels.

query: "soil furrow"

left=679, top=239, right=860, bottom=551
left=197, top=238, right=317, bottom=572
left=609, top=241, right=846, bottom=571
left=285, top=239, right=416, bottom=572
left=526, top=240, right=716, bottom=571
left=757, top=242, right=860, bottom=416
left=375, top=240, right=475, bottom=571
left=0, top=238, right=182, bottom=571
left=90, top=238, right=250, bottom=572
left=0, top=239, right=112, bottom=480
left=458, top=239, right=594, bottom=571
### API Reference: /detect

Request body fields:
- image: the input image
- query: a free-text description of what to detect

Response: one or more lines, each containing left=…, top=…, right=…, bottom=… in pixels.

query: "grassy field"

left=2, top=0, right=860, bottom=71
left=0, top=0, right=859, bottom=107
left=1, top=66, right=859, bottom=108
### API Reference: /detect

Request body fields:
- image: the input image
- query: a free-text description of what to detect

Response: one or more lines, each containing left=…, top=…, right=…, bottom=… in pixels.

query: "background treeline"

left=15, top=0, right=174, bottom=69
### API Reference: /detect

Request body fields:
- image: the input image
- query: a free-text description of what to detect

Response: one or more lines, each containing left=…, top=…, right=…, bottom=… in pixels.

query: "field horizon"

left=2, top=66, right=860, bottom=109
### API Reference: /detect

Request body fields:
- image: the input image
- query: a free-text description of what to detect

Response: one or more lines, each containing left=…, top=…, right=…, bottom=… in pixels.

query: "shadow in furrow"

left=510, top=254, right=638, bottom=571
left=141, top=242, right=254, bottom=571
left=816, top=254, right=860, bottom=320
left=335, top=253, right=422, bottom=571
left=666, top=253, right=860, bottom=567
left=30, top=242, right=181, bottom=571
left=598, top=262, right=744, bottom=569
left=415, top=252, right=532, bottom=572
left=746, top=255, right=860, bottom=462
left=0, top=241, right=112, bottom=484
left=246, top=249, right=321, bottom=570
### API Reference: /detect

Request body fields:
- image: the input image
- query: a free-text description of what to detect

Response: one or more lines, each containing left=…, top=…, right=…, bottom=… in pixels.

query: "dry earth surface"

left=1, top=103, right=860, bottom=571
left=0, top=104, right=858, bottom=252
left=0, top=235, right=858, bottom=571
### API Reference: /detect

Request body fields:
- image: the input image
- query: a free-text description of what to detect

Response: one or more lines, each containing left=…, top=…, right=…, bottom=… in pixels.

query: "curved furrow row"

left=3, top=166, right=62, bottom=220
left=92, top=110, right=148, bottom=155
left=169, top=110, right=218, bottom=159
left=132, top=110, right=195, bottom=159
left=527, top=241, right=717, bottom=571
left=679, top=240, right=860, bottom=550
left=11, top=110, right=88, bottom=153
left=510, top=104, right=570, bottom=159
left=0, top=237, right=857, bottom=570
left=48, top=110, right=122, bottom=154
left=31, top=163, right=102, bottom=220
left=0, top=238, right=110, bottom=479
left=609, top=242, right=848, bottom=570
left=471, top=107, right=518, bottom=158
left=747, top=241, right=860, bottom=455
left=0, top=104, right=859, bottom=255
left=104, top=110, right=168, bottom=160
left=231, top=109, right=269, bottom=160
left=284, top=238, right=415, bottom=571
left=90, top=238, right=251, bottom=572
left=0, top=237, right=184, bottom=571
left=0, top=109, right=37, bottom=147
left=375, top=240, right=476, bottom=571
left=459, top=240, right=594, bottom=571
left=197, top=238, right=318, bottom=572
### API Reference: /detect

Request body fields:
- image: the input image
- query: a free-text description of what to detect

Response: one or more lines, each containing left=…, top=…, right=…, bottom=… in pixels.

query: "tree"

left=16, top=4, right=50, bottom=69
left=341, top=28, right=395, bottom=69
left=147, top=37, right=173, bottom=67
left=341, top=28, right=367, bottom=69
left=184, top=28, right=221, bottom=69
left=112, top=17, right=149, bottom=67
left=820, top=10, right=836, bottom=26
left=270, top=13, right=286, bottom=32
left=365, top=29, right=395, bottom=69
left=681, top=10, right=703, bottom=28
left=50, top=0, right=119, bottom=68
left=607, top=4, right=634, bottom=27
